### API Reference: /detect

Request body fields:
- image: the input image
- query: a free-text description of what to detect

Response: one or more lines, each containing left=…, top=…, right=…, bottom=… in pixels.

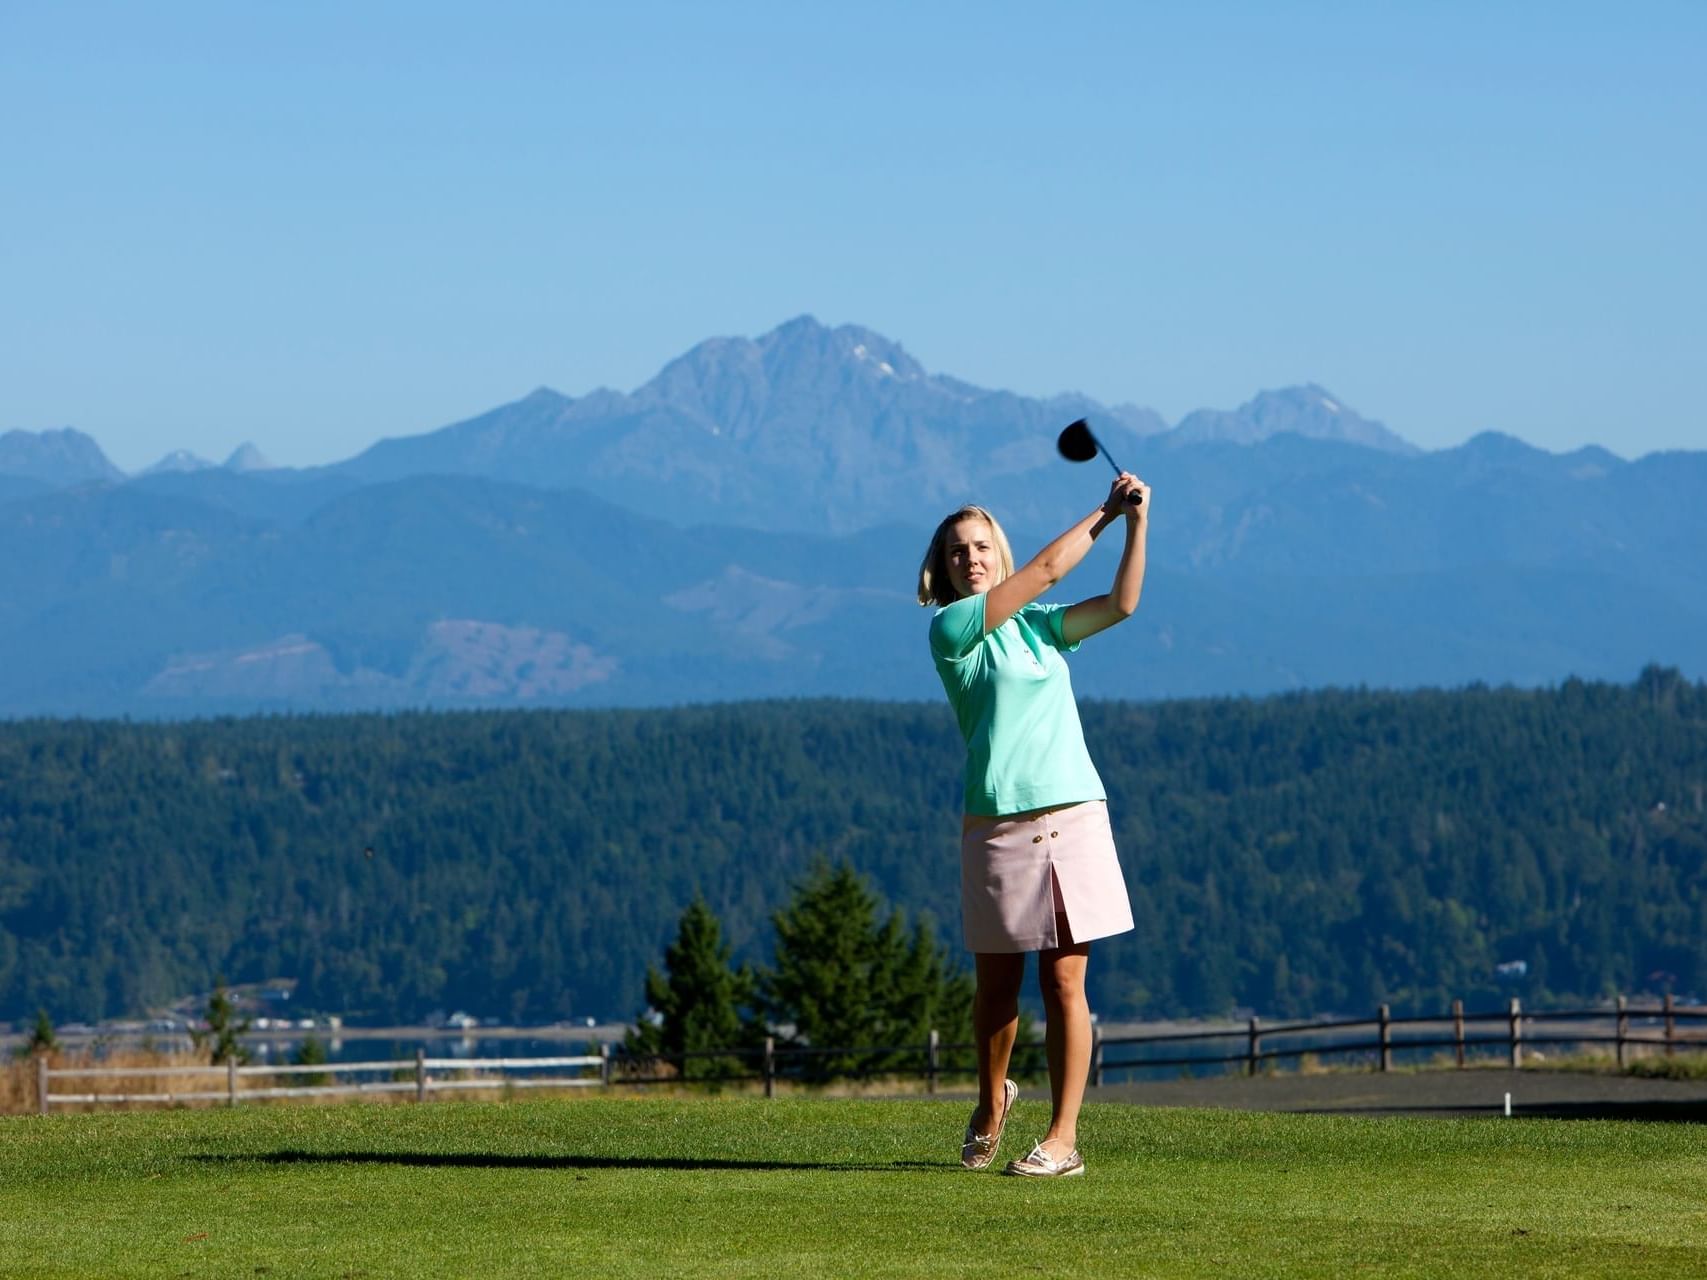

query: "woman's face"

left=945, top=519, right=999, bottom=598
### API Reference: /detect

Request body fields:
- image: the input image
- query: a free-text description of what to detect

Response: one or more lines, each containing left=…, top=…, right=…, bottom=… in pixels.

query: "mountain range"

left=2, top=316, right=1702, bottom=714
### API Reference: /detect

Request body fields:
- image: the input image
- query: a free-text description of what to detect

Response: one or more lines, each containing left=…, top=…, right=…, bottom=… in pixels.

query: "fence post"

left=415, top=1047, right=427, bottom=1102
left=599, top=1042, right=611, bottom=1086
left=227, top=1057, right=238, bottom=1107
left=36, top=1055, right=49, bottom=1116
left=1452, top=999, right=1465, bottom=1068
left=1091, top=1022, right=1104, bottom=1088
left=1508, top=998, right=1523, bottom=1068
left=1616, top=995, right=1628, bottom=1070
left=1378, top=1004, right=1392, bottom=1072
left=927, top=1029, right=939, bottom=1095
left=763, top=1036, right=775, bottom=1100
left=1247, top=1017, right=1261, bottom=1077
left=1665, top=992, right=1676, bottom=1058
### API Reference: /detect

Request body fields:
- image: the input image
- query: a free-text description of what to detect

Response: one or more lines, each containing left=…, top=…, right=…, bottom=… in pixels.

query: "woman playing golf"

left=917, top=467, right=1148, bottom=1177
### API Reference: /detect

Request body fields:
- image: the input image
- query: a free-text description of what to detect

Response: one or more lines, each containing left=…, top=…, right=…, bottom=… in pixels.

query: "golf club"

left=1057, top=419, right=1142, bottom=506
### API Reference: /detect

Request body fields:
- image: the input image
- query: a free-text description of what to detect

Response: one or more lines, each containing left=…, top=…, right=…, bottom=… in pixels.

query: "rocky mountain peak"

left=1170, top=384, right=1417, bottom=454
left=224, top=443, right=275, bottom=472
left=759, top=315, right=926, bottom=382
left=635, top=315, right=932, bottom=443
left=141, top=449, right=216, bottom=476
left=0, top=427, right=125, bottom=486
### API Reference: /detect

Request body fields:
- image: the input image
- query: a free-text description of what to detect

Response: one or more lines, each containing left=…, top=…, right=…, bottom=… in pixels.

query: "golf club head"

left=1056, top=417, right=1142, bottom=506
left=1057, top=419, right=1101, bottom=463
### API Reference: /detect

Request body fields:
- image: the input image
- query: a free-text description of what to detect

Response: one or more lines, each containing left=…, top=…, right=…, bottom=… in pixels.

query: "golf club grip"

left=1104, top=460, right=1143, bottom=507
left=1097, top=450, right=1142, bottom=506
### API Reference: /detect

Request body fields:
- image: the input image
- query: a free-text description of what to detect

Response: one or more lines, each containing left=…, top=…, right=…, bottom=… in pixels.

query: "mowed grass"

left=5, top=1096, right=1707, bottom=1278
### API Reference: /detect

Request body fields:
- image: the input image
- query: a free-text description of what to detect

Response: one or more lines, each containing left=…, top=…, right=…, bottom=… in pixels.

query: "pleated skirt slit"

left=959, top=800, right=1135, bottom=953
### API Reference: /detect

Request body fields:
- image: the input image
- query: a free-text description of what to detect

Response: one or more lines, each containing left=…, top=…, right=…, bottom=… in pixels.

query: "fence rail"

left=1086, top=995, right=1707, bottom=1085
left=35, top=996, right=1707, bottom=1113
left=37, top=1047, right=608, bottom=1113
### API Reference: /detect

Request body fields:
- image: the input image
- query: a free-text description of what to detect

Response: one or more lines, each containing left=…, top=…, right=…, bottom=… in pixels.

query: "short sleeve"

left=929, top=594, right=986, bottom=662
left=1019, top=601, right=1082, bottom=653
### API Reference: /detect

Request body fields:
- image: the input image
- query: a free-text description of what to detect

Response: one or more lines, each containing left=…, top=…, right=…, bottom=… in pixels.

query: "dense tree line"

left=0, top=667, right=1703, bottom=1027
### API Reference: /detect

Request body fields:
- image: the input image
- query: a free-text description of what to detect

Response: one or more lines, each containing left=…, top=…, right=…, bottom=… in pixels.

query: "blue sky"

left=3, top=1, right=1702, bottom=469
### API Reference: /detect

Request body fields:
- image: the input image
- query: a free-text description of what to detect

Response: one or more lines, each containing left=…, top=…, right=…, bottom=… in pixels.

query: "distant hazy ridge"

left=2, top=317, right=1702, bottom=713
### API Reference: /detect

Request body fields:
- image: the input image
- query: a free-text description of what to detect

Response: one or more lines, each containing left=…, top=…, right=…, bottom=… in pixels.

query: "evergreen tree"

left=191, top=981, right=251, bottom=1066
left=14, top=1008, right=57, bottom=1060
left=625, top=896, right=756, bottom=1080
left=292, top=1034, right=330, bottom=1087
left=760, top=861, right=974, bottom=1080
left=893, top=917, right=976, bottom=1052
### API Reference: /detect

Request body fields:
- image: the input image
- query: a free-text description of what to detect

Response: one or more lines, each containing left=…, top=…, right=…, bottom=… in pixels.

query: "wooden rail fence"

left=38, top=1048, right=608, bottom=1114
left=35, top=997, right=1706, bottom=1113
left=1086, top=994, right=1705, bottom=1085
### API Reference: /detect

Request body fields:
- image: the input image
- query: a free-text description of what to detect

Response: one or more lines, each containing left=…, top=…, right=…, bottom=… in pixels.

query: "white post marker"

left=1504, top=1092, right=1512, bottom=1117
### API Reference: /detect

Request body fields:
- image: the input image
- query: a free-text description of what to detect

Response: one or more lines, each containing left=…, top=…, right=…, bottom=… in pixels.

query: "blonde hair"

left=916, top=505, right=1015, bottom=606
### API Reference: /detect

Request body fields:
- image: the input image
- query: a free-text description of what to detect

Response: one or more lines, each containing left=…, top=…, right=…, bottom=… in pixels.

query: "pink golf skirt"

left=960, top=800, right=1135, bottom=953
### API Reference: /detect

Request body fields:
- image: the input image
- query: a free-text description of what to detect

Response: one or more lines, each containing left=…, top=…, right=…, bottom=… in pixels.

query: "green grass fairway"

left=5, top=1097, right=1707, bottom=1277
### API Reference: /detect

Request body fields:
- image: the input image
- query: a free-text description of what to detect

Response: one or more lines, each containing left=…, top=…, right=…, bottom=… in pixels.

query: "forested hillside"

left=2, top=668, right=1703, bottom=1026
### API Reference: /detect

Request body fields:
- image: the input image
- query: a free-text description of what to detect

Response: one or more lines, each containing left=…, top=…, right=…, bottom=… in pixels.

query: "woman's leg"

left=969, top=950, right=1026, bottom=1133
left=1037, top=917, right=1092, bottom=1156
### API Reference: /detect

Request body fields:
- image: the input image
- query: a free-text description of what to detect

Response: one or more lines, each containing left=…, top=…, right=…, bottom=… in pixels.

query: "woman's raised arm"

left=982, top=475, right=1140, bottom=634
left=1061, top=475, right=1149, bottom=644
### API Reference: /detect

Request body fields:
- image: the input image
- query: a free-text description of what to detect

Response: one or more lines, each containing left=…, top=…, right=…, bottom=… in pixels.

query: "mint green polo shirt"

left=929, top=592, right=1107, bottom=817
